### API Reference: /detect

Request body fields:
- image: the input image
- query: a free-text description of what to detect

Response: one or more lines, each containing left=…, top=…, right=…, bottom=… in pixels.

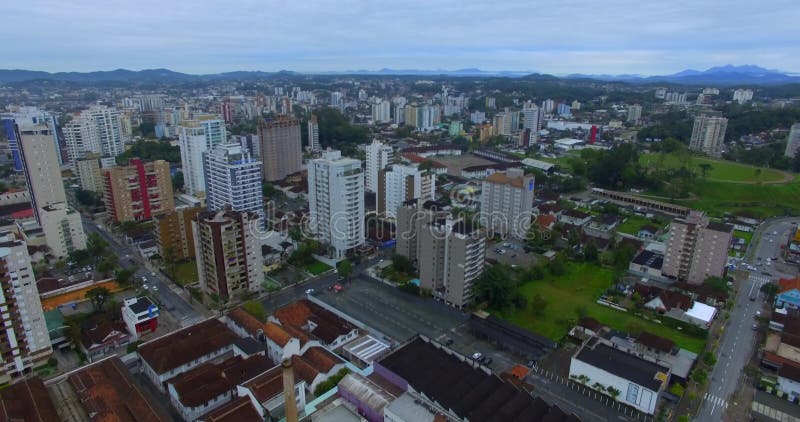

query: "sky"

left=2, top=0, right=799, bottom=75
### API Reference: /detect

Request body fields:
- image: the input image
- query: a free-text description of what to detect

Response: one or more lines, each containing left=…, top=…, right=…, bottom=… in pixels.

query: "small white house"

left=777, top=365, right=800, bottom=400
left=569, top=340, right=669, bottom=415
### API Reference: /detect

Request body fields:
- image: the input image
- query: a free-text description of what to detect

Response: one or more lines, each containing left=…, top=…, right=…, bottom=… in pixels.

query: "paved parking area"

left=315, top=276, right=468, bottom=342
left=752, top=390, right=800, bottom=422
left=486, top=239, right=539, bottom=267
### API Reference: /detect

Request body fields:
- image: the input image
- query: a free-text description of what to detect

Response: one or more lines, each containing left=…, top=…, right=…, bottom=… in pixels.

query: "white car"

left=151, top=272, right=156, bottom=276
left=142, top=284, right=149, bottom=290
left=472, top=352, right=482, bottom=360
left=152, top=285, right=159, bottom=292
left=305, top=288, right=315, bottom=294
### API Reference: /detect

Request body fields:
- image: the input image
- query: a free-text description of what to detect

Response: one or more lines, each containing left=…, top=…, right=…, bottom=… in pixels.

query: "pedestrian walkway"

left=704, top=393, right=729, bottom=410
left=752, top=401, right=800, bottom=422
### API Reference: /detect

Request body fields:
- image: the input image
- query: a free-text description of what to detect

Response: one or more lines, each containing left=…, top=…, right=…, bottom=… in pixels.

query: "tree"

left=583, top=241, right=599, bottom=262
left=704, top=276, right=729, bottom=293
left=391, top=254, right=414, bottom=275
left=114, top=268, right=133, bottom=285
left=242, top=300, right=267, bottom=321
left=530, top=294, right=548, bottom=316
left=698, top=163, right=713, bottom=178
left=691, top=368, right=708, bottom=385
left=606, top=386, right=621, bottom=401
left=172, top=171, right=184, bottom=191
left=97, top=256, right=117, bottom=278
left=761, top=282, right=779, bottom=301
left=262, top=183, right=277, bottom=198
left=163, top=246, right=178, bottom=280
left=337, top=259, right=353, bottom=279
left=548, top=254, right=566, bottom=276
left=669, top=383, right=685, bottom=397
left=86, top=287, right=110, bottom=312
left=473, top=265, right=517, bottom=310
left=75, top=189, right=102, bottom=207
left=86, top=232, right=109, bottom=261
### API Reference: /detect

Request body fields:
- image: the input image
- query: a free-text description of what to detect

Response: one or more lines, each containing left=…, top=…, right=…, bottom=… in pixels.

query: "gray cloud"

left=2, top=0, right=798, bottom=74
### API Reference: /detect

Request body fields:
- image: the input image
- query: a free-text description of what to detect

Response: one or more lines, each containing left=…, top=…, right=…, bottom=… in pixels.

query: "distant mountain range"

left=0, top=65, right=797, bottom=85
left=565, top=65, right=800, bottom=85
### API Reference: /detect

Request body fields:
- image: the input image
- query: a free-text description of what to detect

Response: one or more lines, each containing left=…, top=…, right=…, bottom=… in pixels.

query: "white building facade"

left=178, top=115, right=227, bottom=196
left=365, top=139, right=393, bottom=193
left=204, top=143, right=265, bottom=225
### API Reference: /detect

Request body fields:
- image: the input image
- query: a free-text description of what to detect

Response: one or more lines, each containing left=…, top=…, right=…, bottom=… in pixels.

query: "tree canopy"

left=116, top=140, right=181, bottom=164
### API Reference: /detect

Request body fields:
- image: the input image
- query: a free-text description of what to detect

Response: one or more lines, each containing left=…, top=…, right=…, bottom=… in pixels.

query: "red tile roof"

left=779, top=277, right=800, bottom=293
left=273, top=300, right=355, bottom=345
left=0, top=377, right=59, bottom=422
left=637, top=332, right=675, bottom=353
left=201, top=396, right=262, bottom=422
left=263, top=321, right=293, bottom=347
left=657, top=291, right=692, bottom=311
left=138, top=318, right=238, bottom=374
left=67, top=357, right=170, bottom=422
left=169, top=355, right=272, bottom=408
left=241, top=365, right=284, bottom=403
left=534, top=214, right=556, bottom=230
left=227, top=308, right=264, bottom=337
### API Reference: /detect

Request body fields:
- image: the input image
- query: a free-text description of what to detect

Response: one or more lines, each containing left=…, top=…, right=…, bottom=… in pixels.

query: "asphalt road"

left=81, top=215, right=201, bottom=325
left=696, top=218, right=799, bottom=421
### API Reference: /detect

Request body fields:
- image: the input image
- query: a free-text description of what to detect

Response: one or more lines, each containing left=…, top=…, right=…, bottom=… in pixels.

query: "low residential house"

left=0, top=377, right=60, bottom=422
left=80, top=319, right=131, bottom=362
left=629, top=250, right=664, bottom=278
left=637, top=225, right=658, bottom=240
left=261, top=245, right=282, bottom=265
left=569, top=338, right=669, bottom=415
left=138, top=318, right=239, bottom=392
left=644, top=290, right=693, bottom=314
left=673, top=282, right=729, bottom=307
left=291, top=346, right=348, bottom=394
left=777, top=364, right=800, bottom=400
left=199, top=396, right=263, bottom=422
left=166, top=354, right=272, bottom=421
left=121, top=296, right=159, bottom=341
left=559, top=209, right=592, bottom=226
left=533, top=214, right=556, bottom=231
left=778, top=277, right=800, bottom=309
left=534, top=203, right=563, bottom=217
left=271, top=300, right=359, bottom=349
left=571, top=317, right=604, bottom=338
left=237, top=364, right=307, bottom=420
left=591, top=214, right=620, bottom=231
left=223, top=308, right=304, bottom=365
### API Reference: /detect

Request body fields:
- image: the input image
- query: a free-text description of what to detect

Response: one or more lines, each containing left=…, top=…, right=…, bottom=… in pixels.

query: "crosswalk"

left=749, top=273, right=771, bottom=286
left=704, top=393, right=729, bottom=409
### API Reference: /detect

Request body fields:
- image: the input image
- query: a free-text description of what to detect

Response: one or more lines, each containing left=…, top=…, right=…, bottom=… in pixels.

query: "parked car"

left=472, top=352, right=482, bottom=360
left=305, top=288, right=315, bottom=295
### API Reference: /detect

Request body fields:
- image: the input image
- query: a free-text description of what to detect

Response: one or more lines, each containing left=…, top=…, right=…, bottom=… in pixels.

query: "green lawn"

left=494, top=262, right=706, bottom=353
left=673, top=179, right=800, bottom=218
left=174, top=260, right=198, bottom=286
left=640, top=153, right=787, bottom=183
left=616, top=215, right=653, bottom=235
left=305, top=260, right=332, bottom=275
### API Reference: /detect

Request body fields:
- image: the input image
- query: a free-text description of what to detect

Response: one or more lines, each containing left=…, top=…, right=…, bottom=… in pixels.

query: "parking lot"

left=485, top=239, right=539, bottom=268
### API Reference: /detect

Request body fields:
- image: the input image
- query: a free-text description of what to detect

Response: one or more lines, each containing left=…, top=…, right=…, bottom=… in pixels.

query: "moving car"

left=305, top=288, right=315, bottom=294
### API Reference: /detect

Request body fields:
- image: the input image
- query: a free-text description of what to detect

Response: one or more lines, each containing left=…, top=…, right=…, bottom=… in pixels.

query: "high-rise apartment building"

left=627, top=104, right=643, bottom=124
left=204, top=143, right=264, bottom=225
left=662, top=211, right=733, bottom=285
left=2, top=106, right=63, bottom=170
left=307, top=115, right=321, bottom=152
left=178, top=115, right=227, bottom=196
left=480, top=169, right=535, bottom=239
left=522, top=103, right=541, bottom=144
left=418, top=216, right=486, bottom=309
left=365, top=139, right=393, bottom=193
left=154, top=206, right=202, bottom=261
left=732, top=89, right=753, bottom=104
left=371, top=99, right=391, bottom=123
left=377, top=164, right=435, bottom=217
left=0, top=233, right=52, bottom=383
left=492, top=113, right=512, bottom=136
left=257, top=116, right=302, bottom=182
left=395, top=200, right=447, bottom=262
left=307, top=150, right=365, bottom=259
left=103, top=159, right=175, bottom=222
left=541, top=99, right=555, bottom=114
left=62, top=105, right=125, bottom=167
left=404, top=104, right=441, bottom=131
left=17, top=123, right=86, bottom=258
left=192, top=210, right=261, bottom=300
left=784, top=123, right=800, bottom=159
left=75, top=154, right=104, bottom=193
left=689, top=115, right=728, bottom=158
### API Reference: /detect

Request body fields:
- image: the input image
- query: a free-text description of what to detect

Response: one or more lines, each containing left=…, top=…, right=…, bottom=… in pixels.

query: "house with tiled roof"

left=199, top=396, right=263, bottom=422
left=223, top=308, right=304, bottom=365
left=66, top=357, right=171, bottom=422
left=138, top=318, right=238, bottom=392
left=778, top=277, right=800, bottom=309
left=645, top=290, right=693, bottom=313
left=237, top=364, right=308, bottom=419
left=271, top=300, right=359, bottom=349
left=0, top=377, right=59, bottom=422
left=291, top=346, right=347, bottom=394
left=166, top=354, right=272, bottom=421
left=80, top=319, right=131, bottom=362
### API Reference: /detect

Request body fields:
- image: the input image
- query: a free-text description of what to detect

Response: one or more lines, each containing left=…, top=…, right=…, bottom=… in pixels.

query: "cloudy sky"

left=2, top=0, right=798, bottom=75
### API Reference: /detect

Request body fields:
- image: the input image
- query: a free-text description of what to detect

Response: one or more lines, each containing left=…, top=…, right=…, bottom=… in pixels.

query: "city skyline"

left=2, top=0, right=798, bottom=75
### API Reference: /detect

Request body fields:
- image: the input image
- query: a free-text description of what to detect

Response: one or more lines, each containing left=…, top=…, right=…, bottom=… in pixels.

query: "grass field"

left=494, top=262, right=706, bottom=353
left=672, top=179, right=800, bottom=218
left=174, top=261, right=199, bottom=286
left=305, top=260, right=332, bottom=275
left=616, top=215, right=655, bottom=235
left=640, top=153, right=787, bottom=183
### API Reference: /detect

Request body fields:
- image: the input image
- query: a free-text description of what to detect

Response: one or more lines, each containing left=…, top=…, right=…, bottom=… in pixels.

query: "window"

left=626, top=383, right=639, bottom=403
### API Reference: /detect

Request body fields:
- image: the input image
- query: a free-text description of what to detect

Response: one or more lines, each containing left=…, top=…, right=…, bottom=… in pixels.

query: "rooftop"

left=169, top=355, right=272, bottom=408
left=632, top=250, right=664, bottom=270
left=0, top=378, right=59, bottom=422
left=67, top=357, right=170, bottom=422
left=378, top=336, right=576, bottom=422
left=241, top=365, right=284, bottom=403
left=273, top=300, right=355, bottom=345
left=138, top=318, right=238, bottom=374
left=637, top=332, right=675, bottom=354
left=575, top=341, right=668, bottom=391
left=201, top=396, right=262, bottom=422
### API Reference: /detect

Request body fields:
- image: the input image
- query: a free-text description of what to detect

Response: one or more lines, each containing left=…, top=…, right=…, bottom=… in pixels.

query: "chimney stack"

left=282, top=359, right=298, bottom=422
